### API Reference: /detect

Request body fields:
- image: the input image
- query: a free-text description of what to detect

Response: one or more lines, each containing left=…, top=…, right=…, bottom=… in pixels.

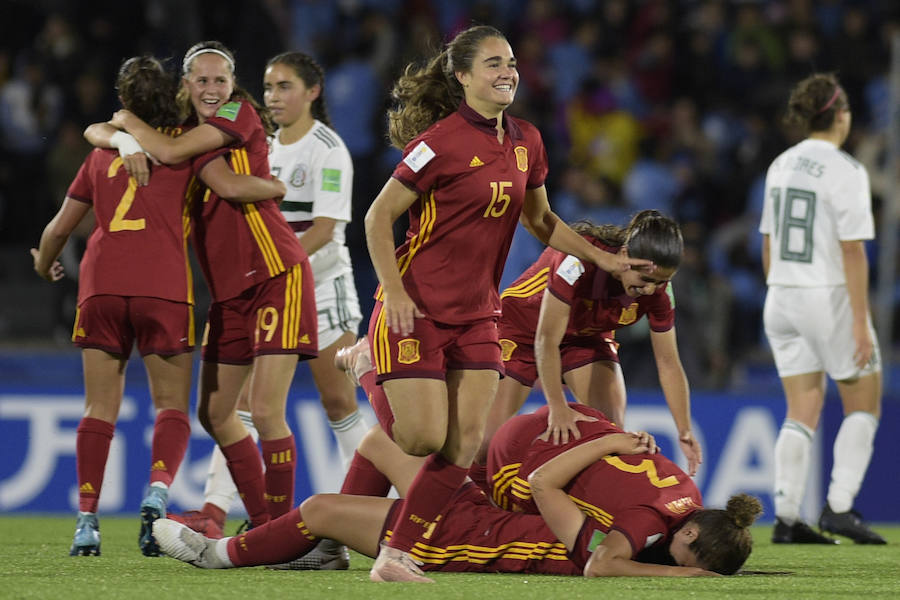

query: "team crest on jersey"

left=289, top=164, right=308, bottom=188
left=397, top=338, right=421, bottom=364
left=618, top=302, right=638, bottom=325
left=499, top=339, right=517, bottom=362
left=514, top=146, right=528, bottom=172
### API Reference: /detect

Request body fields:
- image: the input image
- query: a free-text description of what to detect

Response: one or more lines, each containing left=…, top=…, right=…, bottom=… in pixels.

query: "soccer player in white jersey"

left=168, top=53, right=367, bottom=569
left=760, top=73, right=885, bottom=545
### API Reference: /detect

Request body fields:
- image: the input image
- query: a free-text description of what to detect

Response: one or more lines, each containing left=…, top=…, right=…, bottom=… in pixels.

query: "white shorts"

left=315, top=270, right=362, bottom=349
left=763, top=285, right=881, bottom=380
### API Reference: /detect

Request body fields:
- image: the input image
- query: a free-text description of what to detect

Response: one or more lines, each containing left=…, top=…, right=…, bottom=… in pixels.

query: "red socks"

left=340, top=451, right=392, bottom=497
left=226, top=507, right=316, bottom=567
left=221, top=435, right=269, bottom=527
left=149, top=409, right=190, bottom=486
left=76, top=417, right=115, bottom=512
left=387, top=453, right=468, bottom=551
left=261, top=435, right=296, bottom=518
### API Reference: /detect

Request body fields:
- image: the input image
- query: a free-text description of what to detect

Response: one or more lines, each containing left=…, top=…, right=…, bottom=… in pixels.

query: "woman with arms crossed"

left=363, top=24, right=650, bottom=582
left=761, top=73, right=885, bottom=544
left=36, top=56, right=283, bottom=556
left=91, top=41, right=317, bottom=535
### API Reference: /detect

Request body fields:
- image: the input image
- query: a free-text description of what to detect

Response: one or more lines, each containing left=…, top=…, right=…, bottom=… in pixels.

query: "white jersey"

left=270, top=120, right=355, bottom=284
left=759, top=138, right=874, bottom=287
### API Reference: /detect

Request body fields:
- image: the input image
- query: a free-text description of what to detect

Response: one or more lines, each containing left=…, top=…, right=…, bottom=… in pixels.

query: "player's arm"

left=31, top=197, right=92, bottom=282
left=364, top=177, right=423, bottom=335
left=521, top=186, right=651, bottom=275
left=199, top=157, right=286, bottom=203
left=110, top=109, right=231, bottom=164
left=535, top=291, right=595, bottom=443
left=528, top=432, right=656, bottom=548
left=649, top=327, right=701, bottom=476
left=84, top=122, right=151, bottom=186
left=297, top=217, right=338, bottom=256
left=840, top=239, right=873, bottom=368
left=583, top=532, right=717, bottom=577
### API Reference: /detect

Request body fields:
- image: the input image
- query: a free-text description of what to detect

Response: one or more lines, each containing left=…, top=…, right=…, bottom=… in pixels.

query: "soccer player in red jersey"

left=363, top=25, right=653, bottom=582
left=152, top=404, right=760, bottom=577
left=476, top=210, right=702, bottom=480
left=101, top=42, right=318, bottom=531
left=33, top=56, right=284, bottom=557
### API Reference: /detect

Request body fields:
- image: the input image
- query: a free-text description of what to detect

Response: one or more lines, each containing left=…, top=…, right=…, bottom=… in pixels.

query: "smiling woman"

left=359, top=24, right=654, bottom=582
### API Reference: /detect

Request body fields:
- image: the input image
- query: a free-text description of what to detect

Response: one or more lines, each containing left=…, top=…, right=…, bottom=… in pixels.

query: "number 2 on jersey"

left=769, top=186, right=816, bottom=262
left=107, top=157, right=146, bottom=232
left=483, top=181, right=513, bottom=218
left=603, top=456, right=679, bottom=488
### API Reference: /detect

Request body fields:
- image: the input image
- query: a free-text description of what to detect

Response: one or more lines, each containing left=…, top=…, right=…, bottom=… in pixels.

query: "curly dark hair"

left=115, top=56, right=178, bottom=129
left=686, top=493, right=763, bottom=575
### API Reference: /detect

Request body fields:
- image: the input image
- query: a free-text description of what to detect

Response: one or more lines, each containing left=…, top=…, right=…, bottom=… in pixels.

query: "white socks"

left=203, top=410, right=259, bottom=514
left=827, top=411, right=879, bottom=513
left=773, top=419, right=815, bottom=524
left=329, top=410, right=369, bottom=471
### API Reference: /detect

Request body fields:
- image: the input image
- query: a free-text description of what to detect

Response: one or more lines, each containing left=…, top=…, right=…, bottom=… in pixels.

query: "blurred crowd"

left=1, top=0, right=898, bottom=389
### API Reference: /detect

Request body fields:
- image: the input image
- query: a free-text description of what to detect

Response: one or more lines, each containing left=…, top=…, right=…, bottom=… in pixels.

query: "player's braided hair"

left=686, top=493, right=762, bottom=575
left=388, top=25, right=507, bottom=149
left=571, top=210, right=683, bottom=269
left=177, top=41, right=276, bottom=135
left=266, top=52, right=333, bottom=129
left=784, top=72, right=848, bottom=134
left=115, top=56, right=178, bottom=129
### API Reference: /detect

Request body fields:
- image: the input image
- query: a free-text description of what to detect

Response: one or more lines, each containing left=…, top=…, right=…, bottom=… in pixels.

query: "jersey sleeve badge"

left=215, top=101, right=242, bottom=121
left=403, top=141, right=436, bottom=173
left=556, top=254, right=585, bottom=285
left=321, top=168, right=341, bottom=192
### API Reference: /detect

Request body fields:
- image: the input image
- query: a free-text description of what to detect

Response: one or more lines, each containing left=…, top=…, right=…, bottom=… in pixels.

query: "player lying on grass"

left=153, top=404, right=761, bottom=579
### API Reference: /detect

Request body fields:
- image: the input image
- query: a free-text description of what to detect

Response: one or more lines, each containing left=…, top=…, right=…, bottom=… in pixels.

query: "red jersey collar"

left=457, top=100, right=523, bottom=141
left=590, top=240, right=632, bottom=306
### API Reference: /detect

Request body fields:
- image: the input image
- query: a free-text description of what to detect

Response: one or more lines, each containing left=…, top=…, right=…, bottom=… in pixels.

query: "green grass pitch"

left=2, top=516, right=898, bottom=599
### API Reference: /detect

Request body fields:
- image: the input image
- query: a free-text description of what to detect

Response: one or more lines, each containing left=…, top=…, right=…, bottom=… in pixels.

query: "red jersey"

left=396, top=483, right=581, bottom=576
left=68, top=145, right=193, bottom=305
left=382, top=101, right=549, bottom=325
left=190, top=99, right=306, bottom=302
left=488, top=404, right=702, bottom=559
left=500, top=240, right=675, bottom=344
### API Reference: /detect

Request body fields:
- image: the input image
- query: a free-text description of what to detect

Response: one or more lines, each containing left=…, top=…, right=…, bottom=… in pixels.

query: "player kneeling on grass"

left=153, top=417, right=761, bottom=579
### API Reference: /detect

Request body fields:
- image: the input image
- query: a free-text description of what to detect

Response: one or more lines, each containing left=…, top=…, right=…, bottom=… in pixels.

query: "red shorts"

left=499, top=335, right=619, bottom=386
left=72, top=295, right=194, bottom=356
left=380, top=482, right=580, bottom=575
left=367, top=301, right=502, bottom=383
left=201, top=263, right=318, bottom=364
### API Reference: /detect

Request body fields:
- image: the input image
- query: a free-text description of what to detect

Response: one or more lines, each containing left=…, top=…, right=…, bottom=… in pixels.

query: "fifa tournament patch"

left=403, top=141, right=436, bottom=173
left=665, top=282, right=675, bottom=308
left=587, top=529, right=607, bottom=552
left=556, top=254, right=585, bottom=285
left=215, top=101, right=242, bottom=121
left=321, top=168, right=341, bottom=192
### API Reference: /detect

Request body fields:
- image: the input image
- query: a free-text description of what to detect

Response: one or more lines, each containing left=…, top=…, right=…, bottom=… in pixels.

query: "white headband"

left=182, top=48, right=235, bottom=75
